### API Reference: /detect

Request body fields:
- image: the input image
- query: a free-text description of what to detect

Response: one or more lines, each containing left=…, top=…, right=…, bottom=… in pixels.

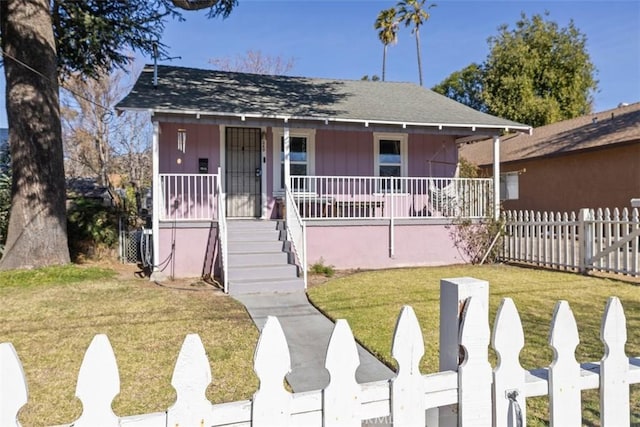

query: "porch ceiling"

left=117, top=65, right=532, bottom=137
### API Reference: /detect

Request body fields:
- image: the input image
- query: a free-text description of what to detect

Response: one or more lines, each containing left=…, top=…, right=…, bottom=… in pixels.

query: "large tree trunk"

left=0, top=0, right=70, bottom=269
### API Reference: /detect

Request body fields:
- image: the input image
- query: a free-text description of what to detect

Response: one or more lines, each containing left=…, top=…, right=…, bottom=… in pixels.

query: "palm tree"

left=374, top=7, right=399, bottom=82
left=396, top=0, right=435, bottom=86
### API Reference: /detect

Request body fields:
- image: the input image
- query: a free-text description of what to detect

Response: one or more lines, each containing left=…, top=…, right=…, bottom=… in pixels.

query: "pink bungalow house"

left=117, top=65, right=530, bottom=294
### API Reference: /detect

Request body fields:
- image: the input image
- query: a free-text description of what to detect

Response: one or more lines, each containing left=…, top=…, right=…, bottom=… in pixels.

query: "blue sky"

left=1, top=0, right=639, bottom=127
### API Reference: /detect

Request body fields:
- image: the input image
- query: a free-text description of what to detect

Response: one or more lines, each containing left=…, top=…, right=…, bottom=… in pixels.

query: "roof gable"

left=461, top=102, right=640, bottom=166
left=117, top=65, right=529, bottom=135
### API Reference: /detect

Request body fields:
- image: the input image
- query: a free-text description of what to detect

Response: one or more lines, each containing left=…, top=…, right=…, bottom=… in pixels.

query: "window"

left=374, top=133, right=407, bottom=192
left=500, top=172, right=519, bottom=200
left=273, top=129, right=315, bottom=193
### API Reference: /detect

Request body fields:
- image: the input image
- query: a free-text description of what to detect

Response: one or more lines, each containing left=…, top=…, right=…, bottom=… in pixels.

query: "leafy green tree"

left=396, top=0, right=435, bottom=86
left=483, top=12, right=596, bottom=127
left=433, top=12, right=597, bottom=127
left=374, top=7, right=399, bottom=82
left=432, top=63, right=486, bottom=112
left=0, top=0, right=236, bottom=270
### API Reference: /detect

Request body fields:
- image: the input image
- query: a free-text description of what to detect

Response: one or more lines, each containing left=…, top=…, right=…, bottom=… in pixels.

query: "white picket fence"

left=502, top=207, right=640, bottom=277
left=2, top=278, right=639, bottom=426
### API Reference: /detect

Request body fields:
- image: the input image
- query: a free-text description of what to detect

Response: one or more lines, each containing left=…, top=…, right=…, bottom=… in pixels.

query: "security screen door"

left=225, top=127, right=261, bottom=217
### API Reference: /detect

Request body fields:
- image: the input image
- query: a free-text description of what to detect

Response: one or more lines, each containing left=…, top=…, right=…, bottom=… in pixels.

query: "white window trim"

left=272, top=128, right=316, bottom=195
left=373, top=132, right=408, bottom=177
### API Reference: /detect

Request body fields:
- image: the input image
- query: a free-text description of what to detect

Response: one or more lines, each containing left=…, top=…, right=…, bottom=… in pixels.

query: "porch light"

left=177, top=129, right=186, bottom=153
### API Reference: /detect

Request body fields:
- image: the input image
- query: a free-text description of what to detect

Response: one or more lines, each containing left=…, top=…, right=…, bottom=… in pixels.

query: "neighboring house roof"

left=66, top=178, right=113, bottom=201
left=116, top=65, right=530, bottom=136
left=461, top=102, right=640, bottom=166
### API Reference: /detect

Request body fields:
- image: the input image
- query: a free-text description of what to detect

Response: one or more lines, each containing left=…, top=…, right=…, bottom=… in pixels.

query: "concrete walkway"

left=234, top=291, right=395, bottom=392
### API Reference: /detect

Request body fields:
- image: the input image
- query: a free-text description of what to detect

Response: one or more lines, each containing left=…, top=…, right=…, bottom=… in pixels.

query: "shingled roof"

left=116, top=65, right=530, bottom=135
left=460, top=102, right=640, bottom=166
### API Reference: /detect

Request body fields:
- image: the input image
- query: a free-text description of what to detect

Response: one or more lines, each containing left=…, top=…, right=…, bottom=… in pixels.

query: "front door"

left=226, top=127, right=262, bottom=217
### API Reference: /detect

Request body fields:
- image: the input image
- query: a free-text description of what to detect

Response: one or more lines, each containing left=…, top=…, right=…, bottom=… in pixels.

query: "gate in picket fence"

left=1, top=277, right=639, bottom=426
left=502, top=207, right=640, bottom=277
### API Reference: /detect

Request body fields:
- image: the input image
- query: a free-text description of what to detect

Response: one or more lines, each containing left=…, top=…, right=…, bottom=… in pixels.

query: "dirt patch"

left=307, top=269, right=361, bottom=288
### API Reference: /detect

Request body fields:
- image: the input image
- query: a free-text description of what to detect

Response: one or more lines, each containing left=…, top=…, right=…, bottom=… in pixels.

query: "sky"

left=1, top=0, right=639, bottom=127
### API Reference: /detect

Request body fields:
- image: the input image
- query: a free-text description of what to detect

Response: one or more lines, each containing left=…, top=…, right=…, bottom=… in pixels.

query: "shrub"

left=67, top=197, right=119, bottom=260
left=448, top=217, right=504, bottom=264
left=310, top=258, right=335, bottom=277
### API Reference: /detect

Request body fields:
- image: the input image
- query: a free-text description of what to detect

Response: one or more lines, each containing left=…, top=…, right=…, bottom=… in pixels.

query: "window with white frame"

left=500, top=171, right=519, bottom=200
left=273, top=129, right=315, bottom=193
left=374, top=133, right=408, bottom=192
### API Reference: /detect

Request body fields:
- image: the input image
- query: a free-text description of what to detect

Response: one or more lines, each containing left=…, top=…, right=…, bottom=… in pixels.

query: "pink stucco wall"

left=158, top=225, right=218, bottom=278
left=306, top=222, right=464, bottom=270
left=160, top=122, right=221, bottom=174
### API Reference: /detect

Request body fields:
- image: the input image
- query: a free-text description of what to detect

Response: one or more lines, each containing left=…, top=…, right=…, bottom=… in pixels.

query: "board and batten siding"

left=314, top=129, right=374, bottom=176
left=159, top=122, right=221, bottom=175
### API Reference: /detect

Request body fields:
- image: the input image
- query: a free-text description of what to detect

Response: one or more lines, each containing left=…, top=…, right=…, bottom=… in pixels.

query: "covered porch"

left=157, top=173, right=494, bottom=222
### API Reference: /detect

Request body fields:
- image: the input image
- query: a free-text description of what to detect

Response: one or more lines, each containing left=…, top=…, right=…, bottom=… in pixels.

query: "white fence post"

left=578, top=208, right=593, bottom=273
left=73, top=334, right=120, bottom=427
left=324, top=319, right=361, bottom=427
left=436, top=277, right=489, bottom=427
left=166, top=334, right=214, bottom=426
left=458, top=296, right=492, bottom=426
left=391, top=306, right=426, bottom=425
left=492, top=298, right=526, bottom=427
left=252, top=316, right=292, bottom=426
left=0, top=343, right=28, bottom=427
left=549, top=301, right=581, bottom=426
left=600, top=297, right=629, bottom=426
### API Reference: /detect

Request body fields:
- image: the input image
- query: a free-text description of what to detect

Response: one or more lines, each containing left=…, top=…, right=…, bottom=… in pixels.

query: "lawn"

left=3, top=263, right=639, bottom=426
left=307, top=264, right=640, bottom=426
left=0, top=265, right=259, bottom=427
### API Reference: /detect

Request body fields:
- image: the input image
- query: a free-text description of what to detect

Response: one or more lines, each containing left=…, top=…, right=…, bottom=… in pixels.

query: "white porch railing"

left=216, top=168, right=228, bottom=293
left=2, top=277, right=639, bottom=426
left=159, top=173, right=219, bottom=221
left=290, top=176, right=493, bottom=220
left=284, top=185, right=307, bottom=288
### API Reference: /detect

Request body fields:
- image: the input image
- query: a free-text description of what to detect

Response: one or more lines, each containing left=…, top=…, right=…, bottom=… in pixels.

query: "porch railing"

left=159, top=173, right=219, bottom=221
left=290, top=176, right=493, bottom=220
left=216, top=168, right=228, bottom=292
left=285, top=185, right=307, bottom=288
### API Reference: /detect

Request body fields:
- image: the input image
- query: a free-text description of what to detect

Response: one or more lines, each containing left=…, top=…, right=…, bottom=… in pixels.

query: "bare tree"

left=62, top=72, right=116, bottom=186
left=62, top=68, right=151, bottom=189
left=210, top=49, right=295, bottom=75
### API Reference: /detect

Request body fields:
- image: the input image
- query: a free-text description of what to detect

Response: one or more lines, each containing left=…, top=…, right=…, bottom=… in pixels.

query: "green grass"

left=0, top=264, right=116, bottom=288
left=0, top=265, right=258, bottom=427
left=307, top=264, right=640, bottom=426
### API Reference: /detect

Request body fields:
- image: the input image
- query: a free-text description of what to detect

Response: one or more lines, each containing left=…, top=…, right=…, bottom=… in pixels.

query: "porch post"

left=493, top=135, right=500, bottom=220
left=150, top=120, right=165, bottom=281
left=283, top=125, right=291, bottom=191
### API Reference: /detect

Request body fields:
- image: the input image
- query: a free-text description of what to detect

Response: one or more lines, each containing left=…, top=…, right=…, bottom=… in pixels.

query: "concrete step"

left=228, top=264, right=298, bottom=281
left=227, top=229, right=281, bottom=242
left=227, top=220, right=281, bottom=231
left=229, top=277, right=305, bottom=295
left=227, top=251, right=289, bottom=267
left=227, top=240, right=284, bottom=253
